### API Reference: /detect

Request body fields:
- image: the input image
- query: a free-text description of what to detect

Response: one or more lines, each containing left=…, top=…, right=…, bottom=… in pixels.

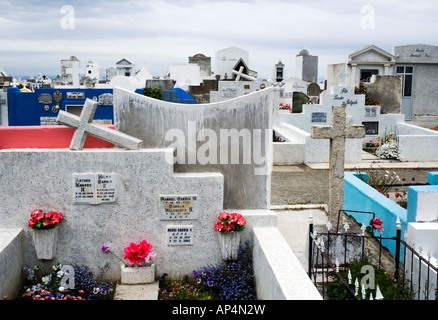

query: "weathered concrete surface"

left=113, top=87, right=273, bottom=210
left=271, top=162, right=438, bottom=206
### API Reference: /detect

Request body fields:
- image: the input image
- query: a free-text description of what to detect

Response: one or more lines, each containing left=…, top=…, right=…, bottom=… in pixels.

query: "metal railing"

left=308, top=210, right=438, bottom=300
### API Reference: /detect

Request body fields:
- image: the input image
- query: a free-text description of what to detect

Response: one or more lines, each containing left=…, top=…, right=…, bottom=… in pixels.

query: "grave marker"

left=311, top=104, right=365, bottom=221
left=159, top=195, right=198, bottom=220
left=73, top=172, right=117, bottom=205
left=57, top=98, right=143, bottom=150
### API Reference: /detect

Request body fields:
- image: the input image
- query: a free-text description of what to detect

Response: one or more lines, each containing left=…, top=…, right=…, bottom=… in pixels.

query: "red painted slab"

left=0, top=125, right=115, bottom=149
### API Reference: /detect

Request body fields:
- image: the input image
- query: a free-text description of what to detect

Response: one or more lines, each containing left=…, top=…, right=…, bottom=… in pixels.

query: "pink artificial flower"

left=145, top=251, right=157, bottom=264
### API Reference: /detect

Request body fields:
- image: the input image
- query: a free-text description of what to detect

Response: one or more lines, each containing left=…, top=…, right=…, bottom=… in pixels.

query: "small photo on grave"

left=363, top=121, right=379, bottom=135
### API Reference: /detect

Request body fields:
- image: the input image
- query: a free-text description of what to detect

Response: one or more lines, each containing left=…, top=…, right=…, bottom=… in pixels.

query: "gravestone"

left=292, top=92, right=310, bottom=113
left=113, top=86, right=273, bottom=209
left=56, top=98, right=143, bottom=150
left=311, top=104, right=365, bottom=222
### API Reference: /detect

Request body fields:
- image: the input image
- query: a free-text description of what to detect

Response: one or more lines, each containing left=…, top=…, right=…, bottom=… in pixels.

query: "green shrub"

left=143, top=87, right=162, bottom=100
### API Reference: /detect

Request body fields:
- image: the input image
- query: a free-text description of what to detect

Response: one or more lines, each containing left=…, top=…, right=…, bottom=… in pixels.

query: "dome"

left=298, top=48, right=309, bottom=56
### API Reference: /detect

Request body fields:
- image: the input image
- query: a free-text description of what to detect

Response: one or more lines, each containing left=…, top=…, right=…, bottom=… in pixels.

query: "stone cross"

left=311, top=104, right=365, bottom=222
left=57, top=98, right=143, bottom=150
left=232, top=66, right=257, bottom=81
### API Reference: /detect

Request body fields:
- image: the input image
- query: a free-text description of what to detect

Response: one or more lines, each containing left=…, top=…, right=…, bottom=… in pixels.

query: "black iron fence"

left=308, top=210, right=438, bottom=300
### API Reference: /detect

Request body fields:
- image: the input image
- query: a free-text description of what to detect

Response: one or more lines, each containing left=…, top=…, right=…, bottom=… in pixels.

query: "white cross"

left=311, top=105, right=365, bottom=222
left=232, top=66, right=257, bottom=81
left=56, top=98, right=143, bottom=150
left=66, top=62, right=85, bottom=87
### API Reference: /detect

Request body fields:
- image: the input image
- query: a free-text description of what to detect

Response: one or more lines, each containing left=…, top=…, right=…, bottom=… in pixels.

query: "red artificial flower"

left=137, top=239, right=153, bottom=259
left=372, top=218, right=383, bottom=229
left=376, top=188, right=382, bottom=193
left=123, top=242, right=143, bottom=265
left=395, top=192, right=401, bottom=198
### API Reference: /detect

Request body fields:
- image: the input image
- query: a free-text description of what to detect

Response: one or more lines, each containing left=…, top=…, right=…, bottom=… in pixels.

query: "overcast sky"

left=1, top=0, right=437, bottom=81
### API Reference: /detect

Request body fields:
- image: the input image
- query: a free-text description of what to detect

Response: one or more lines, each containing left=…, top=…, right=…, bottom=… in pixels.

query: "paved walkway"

left=274, top=205, right=328, bottom=270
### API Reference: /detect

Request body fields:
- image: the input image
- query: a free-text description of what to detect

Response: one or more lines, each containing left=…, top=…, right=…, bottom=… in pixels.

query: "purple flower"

left=101, top=246, right=110, bottom=252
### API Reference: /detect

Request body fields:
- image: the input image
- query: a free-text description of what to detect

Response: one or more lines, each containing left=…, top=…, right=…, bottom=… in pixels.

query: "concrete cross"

left=232, top=66, right=257, bottom=81
left=56, top=98, right=143, bottom=150
left=66, top=63, right=85, bottom=87
left=311, top=104, right=365, bottom=222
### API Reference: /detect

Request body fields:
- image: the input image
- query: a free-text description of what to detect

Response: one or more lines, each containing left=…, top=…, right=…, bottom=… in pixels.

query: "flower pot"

left=121, top=263, right=155, bottom=284
left=217, top=231, right=241, bottom=260
left=31, top=228, right=58, bottom=260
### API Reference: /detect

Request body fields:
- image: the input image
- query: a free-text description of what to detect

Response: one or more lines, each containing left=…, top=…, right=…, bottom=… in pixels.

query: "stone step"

left=113, top=281, right=160, bottom=300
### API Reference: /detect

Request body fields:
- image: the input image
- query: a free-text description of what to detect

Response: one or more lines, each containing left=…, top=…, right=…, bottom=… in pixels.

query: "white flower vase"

left=217, top=231, right=241, bottom=260
left=32, top=228, right=58, bottom=260
left=121, top=263, right=155, bottom=284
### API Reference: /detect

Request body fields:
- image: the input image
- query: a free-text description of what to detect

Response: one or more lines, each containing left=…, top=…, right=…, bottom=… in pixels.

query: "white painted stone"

left=113, top=86, right=273, bottom=210
left=0, top=148, right=224, bottom=279
left=57, top=98, right=143, bottom=150
left=252, top=227, right=322, bottom=300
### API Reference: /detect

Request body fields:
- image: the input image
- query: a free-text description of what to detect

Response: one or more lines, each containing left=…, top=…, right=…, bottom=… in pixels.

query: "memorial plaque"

left=365, top=106, right=377, bottom=117
left=98, top=93, right=113, bottom=106
left=38, top=93, right=53, bottom=104
left=311, top=112, right=327, bottom=123
left=73, top=172, right=117, bottom=204
left=96, top=173, right=117, bottom=204
left=159, top=195, right=198, bottom=220
left=67, top=92, right=85, bottom=99
left=40, top=117, right=58, bottom=125
left=166, top=225, right=194, bottom=246
left=73, top=173, right=95, bottom=204
left=53, top=90, right=62, bottom=103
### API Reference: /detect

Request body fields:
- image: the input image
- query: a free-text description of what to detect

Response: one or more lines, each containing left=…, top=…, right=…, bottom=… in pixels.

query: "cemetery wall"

left=0, top=148, right=228, bottom=280
left=398, top=123, right=438, bottom=161
left=252, top=227, right=322, bottom=300
left=343, top=172, right=407, bottom=259
left=0, top=125, right=115, bottom=149
left=7, top=87, right=114, bottom=126
left=0, top=228, right=23, bottom=299
left=113, top=87, right=273, bottom=210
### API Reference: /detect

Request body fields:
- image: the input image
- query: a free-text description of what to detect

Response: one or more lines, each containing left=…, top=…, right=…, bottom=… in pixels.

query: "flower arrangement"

left=21, top=263, right=115, bottom=300
left=279, top=103, right=291, bottom=110
left=102, top=239, right=156, bottom=267
left=28, top=209, right=63, bottom=230
left=214, top=212, right=246, bottom=234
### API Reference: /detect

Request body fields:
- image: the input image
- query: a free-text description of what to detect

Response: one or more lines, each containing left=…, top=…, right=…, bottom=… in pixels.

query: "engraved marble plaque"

left=166, top=225, right=194, bottom=246
left=96, top=173, right=117, bottom=204
left=73, top=173, right=95, bottom=204
left=159, top=195, right=198, bottom=220
left=73, top=172, right=117, bottom=204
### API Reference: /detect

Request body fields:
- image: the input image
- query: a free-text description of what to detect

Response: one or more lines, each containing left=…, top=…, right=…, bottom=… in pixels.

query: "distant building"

left=296, top=48, right=318, bottom=83
left=326, top=44, right=438, bottom=127
left=116, top=58, right=136, bottom=77
left=215, top=46, right=257, bottom=80
left=274, top=60, right=285, bottom=83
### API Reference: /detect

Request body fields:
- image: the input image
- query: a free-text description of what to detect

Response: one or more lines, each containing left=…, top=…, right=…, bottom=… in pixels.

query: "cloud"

left=1, top=0, right=437, bottom=80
